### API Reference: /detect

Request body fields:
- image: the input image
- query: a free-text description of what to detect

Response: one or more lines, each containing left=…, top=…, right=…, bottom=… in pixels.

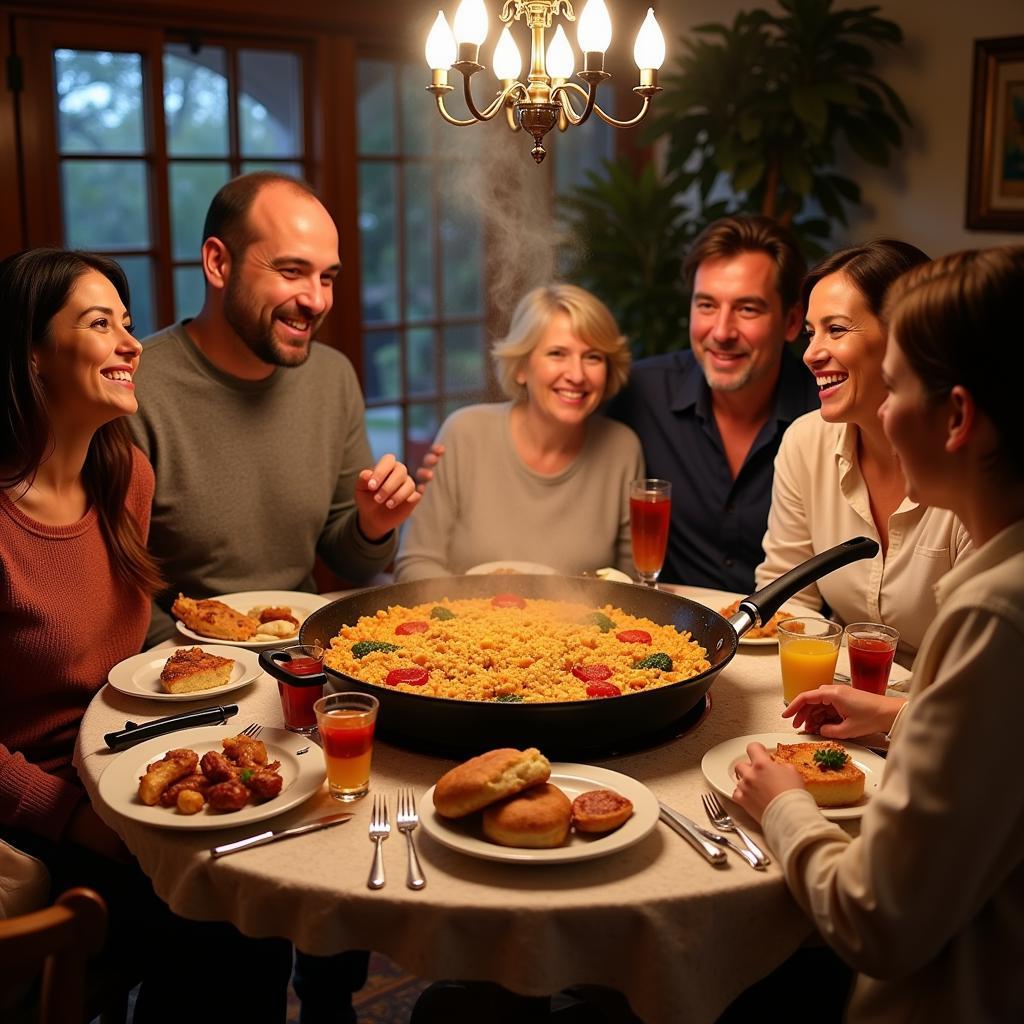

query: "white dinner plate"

left=107, top=645, right=262, bottom=702
left=96, top=726, right=324, bottom=830
left=701, top=732, right=886, bottom=821
left=418, top=763, right=659, bottom=864
left=465, top=561, right=559, bottom=576
left=173, top=590, right=330, bottom=649
left=685, top=589, right=803, bottom=646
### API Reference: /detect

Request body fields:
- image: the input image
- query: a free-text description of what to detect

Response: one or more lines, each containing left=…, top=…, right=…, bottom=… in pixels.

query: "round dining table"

left=74, top=585, right=908, bottom=1024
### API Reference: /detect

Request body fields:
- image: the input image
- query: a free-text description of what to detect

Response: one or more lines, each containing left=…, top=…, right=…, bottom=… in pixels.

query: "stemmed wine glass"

left=629, top=479, right=671, bottom=587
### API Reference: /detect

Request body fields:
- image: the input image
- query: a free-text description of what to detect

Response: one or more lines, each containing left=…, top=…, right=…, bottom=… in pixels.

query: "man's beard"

left=223, top=277, right=320, bottom=368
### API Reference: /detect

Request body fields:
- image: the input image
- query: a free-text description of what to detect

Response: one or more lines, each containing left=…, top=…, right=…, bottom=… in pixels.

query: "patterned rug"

left=286, top=953, right=430, bottom=1024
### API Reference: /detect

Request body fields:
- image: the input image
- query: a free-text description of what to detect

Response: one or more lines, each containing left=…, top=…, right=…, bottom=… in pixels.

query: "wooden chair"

left=0, top=886, right=107, bottom=1024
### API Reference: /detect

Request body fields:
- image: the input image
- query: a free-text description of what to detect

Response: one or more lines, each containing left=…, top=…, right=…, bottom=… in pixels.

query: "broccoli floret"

left=579, top=611, right=616, bottom=633
left=351, top=640, right=400, bottom=659
left=635, top=652, right=673, bottom=672
left=430, top=606, right=456, bottom=620
left=493, top=693, right=524, bottom=703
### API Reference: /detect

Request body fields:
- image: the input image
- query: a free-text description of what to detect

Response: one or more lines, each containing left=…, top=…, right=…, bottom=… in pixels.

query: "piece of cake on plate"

left=159, top=647, right=236, bottom=694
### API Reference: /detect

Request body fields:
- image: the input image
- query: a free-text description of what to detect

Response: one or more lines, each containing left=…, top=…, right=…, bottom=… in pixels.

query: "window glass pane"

left=404, top=164, right=434, bottom=320
left=173, top=265, right=206, bottom=322
left=401, top=63, right=434, bottom=157
left=365, top=404, right=402, bottom=461
left=406, top=327, right=436, bottom=396
left=242, top=160, right=304, bottom=177
left=406, top=402, right=440, bottom=470
left=169, top=161, right=231, bottom=260
left=239, top=50, right=303, bottom=157
left=357, top=60, right=396, bottom=156
left=55, top=49, right=145, bottom=155
left=119, top=255, right=154, bottom=339
left=62, top=160, right=149, bottom=249
left=363, top=330, right=400, bottom=401
left=359, top=164, right=399, bottom=322
left=444, top=323, right=485, bottom=392
left=163, top=45, right=228, bottom=157
left=440, top=191, right=483, bottom=316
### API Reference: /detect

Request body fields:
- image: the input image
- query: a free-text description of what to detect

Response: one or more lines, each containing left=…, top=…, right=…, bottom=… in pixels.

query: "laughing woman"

left=734, top=247, right=1024, bottom=1022
left=0, top=249, right=290, bottom=1019
left=395, top=284, right=643, bottom=581
left=755, top=241, right=972, bottom=666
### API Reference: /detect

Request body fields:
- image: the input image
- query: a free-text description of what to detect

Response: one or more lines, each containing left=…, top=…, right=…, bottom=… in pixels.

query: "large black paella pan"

left=291, top=538, right=877, bottom=759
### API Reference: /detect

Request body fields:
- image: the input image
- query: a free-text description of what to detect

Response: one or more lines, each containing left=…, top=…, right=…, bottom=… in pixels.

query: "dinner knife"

left=210, top=812, right=353, bottom=858
left=658, top=802, right=727, bottom=865
left=104, top=704, right=239, bottom=751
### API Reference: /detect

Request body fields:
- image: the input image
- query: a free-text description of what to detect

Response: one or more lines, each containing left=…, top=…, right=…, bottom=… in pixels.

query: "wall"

left=657, top=0, right=1023, bottom=256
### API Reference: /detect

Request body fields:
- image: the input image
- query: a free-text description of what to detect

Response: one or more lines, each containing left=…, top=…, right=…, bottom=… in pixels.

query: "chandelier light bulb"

left=492, top=27, right=522, bottom=81
left=633, top=8, right=665, bottom=70
left=453, top=0, right=489, bottom=46
left=577, top=0, right=613, bottom=54
left=546, top=24, right=575, bottom=79
left=425, top=12, right=457, bottom=70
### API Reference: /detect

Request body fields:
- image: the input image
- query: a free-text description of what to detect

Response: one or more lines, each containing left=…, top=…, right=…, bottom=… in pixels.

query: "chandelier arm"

left=590, top=95, right=653, bottom=129
left=551, top=82, right=598, bottom=127
left=462, top=75, right=521, bottom=122
left=434, top=94, right=480, bottom=127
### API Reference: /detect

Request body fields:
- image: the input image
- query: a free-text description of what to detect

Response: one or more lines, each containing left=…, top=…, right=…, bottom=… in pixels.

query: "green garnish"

left=494, top=693, right=524, bottom=703
left=430, top=606, right=456, bottom=620
left=352, top=640, right=400, bottom=659
left=240, top=768, right=254, bottom=784
left=579, top=611, right=616, bottom=633
left=813, top=746, right=850, bottom=771
left=636, top=652, right=673, bottom=672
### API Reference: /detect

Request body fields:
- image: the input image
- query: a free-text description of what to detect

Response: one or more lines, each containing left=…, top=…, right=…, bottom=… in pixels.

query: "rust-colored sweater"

left=0, top=447, right=153, bottom=841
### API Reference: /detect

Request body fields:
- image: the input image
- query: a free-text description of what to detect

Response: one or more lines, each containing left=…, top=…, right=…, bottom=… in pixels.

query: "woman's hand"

left=784, top=685, right=906, bottom=738
left=66, top=803, right=132, bottom=862
left=414, top=443, right=445, bottom=494
left=355, top=454, right=422, bottom=539
left=732, top=742, right=804, bottom=823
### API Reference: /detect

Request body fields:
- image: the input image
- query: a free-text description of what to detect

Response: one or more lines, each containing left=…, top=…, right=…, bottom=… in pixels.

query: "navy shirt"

left=606, top=347, right=819, bottom=593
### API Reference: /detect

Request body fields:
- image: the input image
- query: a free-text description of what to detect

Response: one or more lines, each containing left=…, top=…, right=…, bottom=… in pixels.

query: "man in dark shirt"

left=607, top=215, right=819, bottom=592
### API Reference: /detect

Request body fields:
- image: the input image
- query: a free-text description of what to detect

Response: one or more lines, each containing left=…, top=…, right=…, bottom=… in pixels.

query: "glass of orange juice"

left=313, top=692, right=379, bottom=801
left=777, top=618, right=843, bottom=704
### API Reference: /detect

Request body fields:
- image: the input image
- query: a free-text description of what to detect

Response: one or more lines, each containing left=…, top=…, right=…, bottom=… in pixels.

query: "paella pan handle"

left=733, top=536, right=879, bottom=634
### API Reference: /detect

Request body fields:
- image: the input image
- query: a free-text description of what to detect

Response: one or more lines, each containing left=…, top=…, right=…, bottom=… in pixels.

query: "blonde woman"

left=395, top=284, right=643, bottom=580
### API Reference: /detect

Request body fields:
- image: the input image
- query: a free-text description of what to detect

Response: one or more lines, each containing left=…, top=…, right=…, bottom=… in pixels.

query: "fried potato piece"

left=159, top=773, right=212, bottom=808
left=138, top=748, right=198, bottom=806
left=255, top=606, right=300, bottom=628
left=176, top=790, right=206, bottom=815
left=172, top=594, right=259, bottom=641
left=207, top=780, right=250, bottom=812
left=222, top=735, right=268, bottom=767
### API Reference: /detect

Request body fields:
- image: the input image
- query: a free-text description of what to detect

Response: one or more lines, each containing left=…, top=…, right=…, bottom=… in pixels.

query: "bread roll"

left=433, top=747, right=551, bottom=818
left=482, top=783, right=572, bottom=848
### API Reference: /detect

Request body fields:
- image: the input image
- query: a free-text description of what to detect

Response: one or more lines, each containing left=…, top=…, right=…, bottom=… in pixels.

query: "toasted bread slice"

left=172, top=595, right=259, bottom=641
left=159, top=646, right=235, bottom=694
left=772, top=742, right=865, bottom=807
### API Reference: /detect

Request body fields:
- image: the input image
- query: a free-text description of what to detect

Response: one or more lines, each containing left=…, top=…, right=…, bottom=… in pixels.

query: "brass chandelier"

left=424, top=0, right=666, bottom=163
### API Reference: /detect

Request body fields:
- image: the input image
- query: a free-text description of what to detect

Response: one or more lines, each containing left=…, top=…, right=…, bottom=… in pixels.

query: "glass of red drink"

left=629, top=478, right=671, bottom=587
left=314, top=693, right=379, bottom=801
left=258, top=645, right=327, bottom=735
left=844, top=623, right=900, bottom=695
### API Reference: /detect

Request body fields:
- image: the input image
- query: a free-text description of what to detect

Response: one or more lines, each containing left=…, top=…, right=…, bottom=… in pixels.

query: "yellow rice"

left=323, top=597, right=710, bottom=703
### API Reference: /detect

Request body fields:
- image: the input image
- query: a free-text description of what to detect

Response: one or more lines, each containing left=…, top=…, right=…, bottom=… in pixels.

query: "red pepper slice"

left=616, top=629, right=652, bottom=645
left=385, top=667, right=429, bottom=687
left=571, top=663, right=613, bottom=682
left=395, top=620, right=429, bottom=635
left=586, top=680, right=621, bottom=698
left=491, top=593, right=527, bottom=609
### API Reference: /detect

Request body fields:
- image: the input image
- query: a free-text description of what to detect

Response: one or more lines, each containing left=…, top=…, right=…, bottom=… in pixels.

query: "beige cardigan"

left=755, top=413, right=972, bottom=665
left=762, top=516, right=1024, bottom=1023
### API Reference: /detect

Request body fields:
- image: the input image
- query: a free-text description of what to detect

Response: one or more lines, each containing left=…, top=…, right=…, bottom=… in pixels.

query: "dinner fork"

left=367, top=794, right=390, bottom=890
left=701, top=792, right=770, bottom=868
left=240, top=722, right=262, bottom=739
left=395, top=788, right=426, bottom=890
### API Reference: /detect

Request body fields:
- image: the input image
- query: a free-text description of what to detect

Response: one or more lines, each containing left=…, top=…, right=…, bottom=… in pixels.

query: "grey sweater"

left=395, top=402, right=644, bottom=581
left=130, top=322, right=395, bottom=644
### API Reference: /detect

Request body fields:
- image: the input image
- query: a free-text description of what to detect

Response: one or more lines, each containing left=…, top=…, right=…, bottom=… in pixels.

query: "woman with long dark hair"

left=0, top=248, right=291, bottom=1019
left=734, top=247, right=1024, bottom=1021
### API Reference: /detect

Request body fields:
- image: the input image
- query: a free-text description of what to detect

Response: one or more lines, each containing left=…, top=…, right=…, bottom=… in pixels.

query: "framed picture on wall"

left=966, top=36, right=1024, bottom=231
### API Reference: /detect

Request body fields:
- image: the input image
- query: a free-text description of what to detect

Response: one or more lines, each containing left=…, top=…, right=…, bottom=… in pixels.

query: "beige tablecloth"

left=74, top=587, right=906, bottom=1024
